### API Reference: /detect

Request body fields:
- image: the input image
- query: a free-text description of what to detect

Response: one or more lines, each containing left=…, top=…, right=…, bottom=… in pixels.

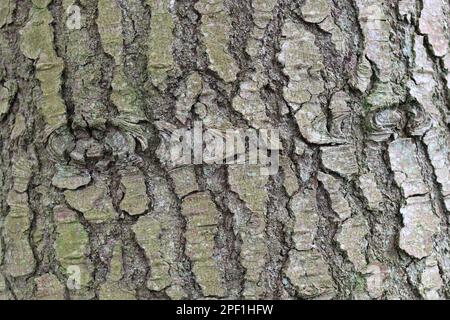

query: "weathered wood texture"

left=0, top=0, right=449, bottom=299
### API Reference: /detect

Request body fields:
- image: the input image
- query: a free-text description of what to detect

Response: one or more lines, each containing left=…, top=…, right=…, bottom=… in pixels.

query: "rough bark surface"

left=0, top=0, right=449, bottom=300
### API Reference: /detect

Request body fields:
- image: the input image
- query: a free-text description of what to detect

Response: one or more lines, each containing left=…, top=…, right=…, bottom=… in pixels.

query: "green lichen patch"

left=132, top=215, right=172, bottom=292
left=64, top=180, right=117, bottom=223
left=0, top=0, right=15, bottom=28
left=96, top=0, right=148, bottom=150
left=11, top=152, right=34, bottom=193
left=181, top=192, right=225, bottom=297
left=3, top=191, right=35, bottom=277
left=54, top=206, right=92, bottom=292
left=52, top=165, right=91, bottom=190
left=99, top=243, right=135, bottom=300
left=195, top=0, right=239, bottom=83
left=20, top=7, right=67, bottom=137
left=97, top=0, right=123, bottom=63
left=119, top=168, right=149, bottom=216
left=146, top=0, right=175, bottom=91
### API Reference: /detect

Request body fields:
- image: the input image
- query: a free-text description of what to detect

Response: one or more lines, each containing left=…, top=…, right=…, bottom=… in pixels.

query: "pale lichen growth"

left=423, top=128, right=450, bottom=211
left=0, top=274, right=11, bottom=300
left=364, top=263, right=388, bottom=299
left=388, top=138, right=440, bottom=259
left=368, top=108, right=405, bottom=142
left=133, top=177, right=186, bottom=299
left=181, top=192, right=225, bottom=297
left=359, top=173, right=383, bottom=211
left=296, top=91, right=351, bottom=145
left=0, top=0, right=15, bottom=28
left=353, top=0, right=403, bottom=107
left=3, top=148, right=36, bottom=278
left=97, top=0, right=123, bottom=62
left=336, top=215, right=369, bottom=271
left=119, top=168, right=149, bottom=216
left=197, top=82, right=233, bottom=129
left=51, top=165, right=91, bottom=190
left=285, top=189, right=335, bottom=298
left=301, top=0, right=345, bottom=52
left=418, top=0, right=448, bottom=59
left=351, top=56, right=372, bottom=94
left=11, top=113, right=26, bottom=141
left=278, top=21, right=324, bottom=112
left=133, top=216, right=172, bottom=292
left=288, top=190, right=319, bottom=252
left=388, top=138, right=428, bottom=198
left=11, top=153, right=34, bottom=193
left=231, top=0, right=276, bottom=129
left=97, top=0, right=147, bottom=150
left=64, top=179, right=117, bottom=223
left=228, top=165, right=268, bottom=214
left=246, top=0, right=277, bottom=57
left=408, top=36, right=441, bottom=118
left=228, top=165, right=269, bottom=298
left=54, top=206, right=93, bottom=298
left=195, top=0, right=239, bottom=83
left=20, top=6, right=67, bottom=137
left=169, top=166, right=199, bottom=198
left=301, top=0, right=330, bottom=23
left=281, top=157, right=299, bottom=197
left=278, top=22, right=351, bottom=147
left=405, top=33, right=450, bottom=211
left=232, top=80, right=271, bottom=129
left=3, top=0, right=450, bottom=301
left=399, top=195, right=440, bottom=259
left=419, top=256, right=444, bottom=300
left=3, top=191, right=35, bottom=277
left=146, top=0, right=175, bottom=90
left=63, top=0, right=107, bottom=131
left=175, top=72, right=202, bottom=124
left=318, top=172, right=351, bottom=220
left=398, top=0, right=415, bottom=19
left=321, top=145, right=359, bottom=177
left=99, top=243, right=135, bottom=300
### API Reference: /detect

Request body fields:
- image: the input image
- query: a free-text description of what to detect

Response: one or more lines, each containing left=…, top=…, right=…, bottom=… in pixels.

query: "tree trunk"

left=0, top=0, right=449, bottom=300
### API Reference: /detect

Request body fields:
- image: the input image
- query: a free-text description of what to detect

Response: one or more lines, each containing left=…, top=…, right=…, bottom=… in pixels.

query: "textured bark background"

left=0, top=0, right=449, bottom=300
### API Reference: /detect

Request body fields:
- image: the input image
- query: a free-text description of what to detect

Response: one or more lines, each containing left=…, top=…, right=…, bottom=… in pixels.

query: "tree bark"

left=0, top=0, right=449, bottom=300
